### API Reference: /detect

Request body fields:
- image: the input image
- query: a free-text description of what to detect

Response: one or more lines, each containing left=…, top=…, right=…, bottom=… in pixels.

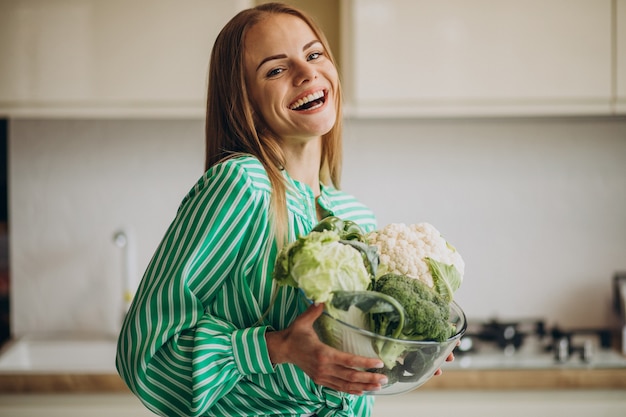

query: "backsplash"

left=341, top=116, right=626, bottom=329
left=7, top=116, right=626, bottom=338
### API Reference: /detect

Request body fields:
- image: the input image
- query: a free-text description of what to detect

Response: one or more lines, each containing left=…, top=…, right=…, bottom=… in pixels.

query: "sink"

left=0, top=335, right=118, bottom=373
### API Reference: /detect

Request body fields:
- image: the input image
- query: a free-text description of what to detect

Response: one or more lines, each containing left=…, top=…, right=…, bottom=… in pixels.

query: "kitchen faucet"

left=113, top=229, right=139, bottom=316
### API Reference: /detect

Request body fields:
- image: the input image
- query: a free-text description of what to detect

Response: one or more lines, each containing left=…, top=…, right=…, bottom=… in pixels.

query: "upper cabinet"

left=1, top=0, right=621, bottom=118
left=341, top=0, right=615, bottom=117
left=0, top=0, right=251, bottom=118
left=617, top=0, right=626, bottom=113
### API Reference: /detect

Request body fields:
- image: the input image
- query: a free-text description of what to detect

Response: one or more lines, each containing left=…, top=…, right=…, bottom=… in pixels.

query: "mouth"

left=289, top=89, right=327, bottom=111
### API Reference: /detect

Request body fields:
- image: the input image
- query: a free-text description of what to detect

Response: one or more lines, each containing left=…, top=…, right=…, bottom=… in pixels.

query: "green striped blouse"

left=116, top=156, right=378, bottom=417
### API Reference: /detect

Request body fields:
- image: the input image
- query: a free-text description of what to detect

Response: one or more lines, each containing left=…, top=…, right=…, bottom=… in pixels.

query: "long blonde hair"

left=205, top=2, right=343, bottom=246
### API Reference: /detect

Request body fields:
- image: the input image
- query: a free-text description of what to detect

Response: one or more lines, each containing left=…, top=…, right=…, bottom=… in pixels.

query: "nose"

left=292, top=60, right=316, bottom=86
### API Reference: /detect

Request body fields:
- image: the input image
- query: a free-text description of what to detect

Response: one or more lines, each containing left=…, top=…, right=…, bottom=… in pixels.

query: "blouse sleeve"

left=116, top=160, right=275, bottom=417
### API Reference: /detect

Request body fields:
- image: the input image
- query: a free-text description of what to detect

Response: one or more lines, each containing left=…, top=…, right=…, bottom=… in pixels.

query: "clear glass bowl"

left=301, top=292, right=466, bottom=395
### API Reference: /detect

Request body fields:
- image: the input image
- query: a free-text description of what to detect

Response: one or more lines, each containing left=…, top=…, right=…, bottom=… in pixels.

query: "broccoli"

left=371, top=273, right=456, bottom=368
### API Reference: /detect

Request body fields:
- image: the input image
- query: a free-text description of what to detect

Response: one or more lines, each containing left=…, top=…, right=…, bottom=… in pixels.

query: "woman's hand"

left=266, top=303, right=388, bottom=395
left=433, top=340, right=459, bottom=376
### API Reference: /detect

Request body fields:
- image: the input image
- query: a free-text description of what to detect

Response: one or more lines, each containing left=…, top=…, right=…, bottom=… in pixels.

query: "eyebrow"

left=255, top=40, right=322, bottom=71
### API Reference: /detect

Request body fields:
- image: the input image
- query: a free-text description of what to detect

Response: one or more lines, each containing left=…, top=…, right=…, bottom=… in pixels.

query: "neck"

left=282, top=137, right=322, bottom=196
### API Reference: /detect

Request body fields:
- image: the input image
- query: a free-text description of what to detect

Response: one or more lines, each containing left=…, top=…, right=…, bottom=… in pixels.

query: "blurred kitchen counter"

left=421, top=368, right=626, bottom=390
left=1, top=368, right=625, bottom=393
left=0, top=373, right=129, bottom=393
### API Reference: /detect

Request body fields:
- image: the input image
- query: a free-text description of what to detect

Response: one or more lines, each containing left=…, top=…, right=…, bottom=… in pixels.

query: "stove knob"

left=555, top=337, right=569, bottom=363
left=582, top=339, right=593, bottom=363
left=503, top=325, right=516, bottom=340
left=458, top=336, right=473, bottom=352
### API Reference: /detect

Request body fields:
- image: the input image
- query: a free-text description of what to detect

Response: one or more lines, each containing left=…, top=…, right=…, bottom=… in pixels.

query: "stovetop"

left=449, top=318, right=626, bottom=370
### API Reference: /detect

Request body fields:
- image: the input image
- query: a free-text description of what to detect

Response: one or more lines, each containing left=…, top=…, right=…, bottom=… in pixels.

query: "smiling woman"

left=243, top=12, right=339, bottom=144
left=115, top=3, right=384, bottom=417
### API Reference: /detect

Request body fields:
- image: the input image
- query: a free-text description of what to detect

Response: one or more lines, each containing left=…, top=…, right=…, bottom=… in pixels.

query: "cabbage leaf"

left=273, top=230, right=371, bottom=303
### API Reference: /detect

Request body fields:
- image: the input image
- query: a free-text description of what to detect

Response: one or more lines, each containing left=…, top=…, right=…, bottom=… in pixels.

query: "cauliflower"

left=367, top=223, right=464, bottom=301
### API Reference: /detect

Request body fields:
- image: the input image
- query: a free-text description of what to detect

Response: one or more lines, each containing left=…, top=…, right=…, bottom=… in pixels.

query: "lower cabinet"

left=372, top=390, right=626, bottom=417
left=1, top=390, right=625, bottom=416
left=0, top=394, right=157, bottom=417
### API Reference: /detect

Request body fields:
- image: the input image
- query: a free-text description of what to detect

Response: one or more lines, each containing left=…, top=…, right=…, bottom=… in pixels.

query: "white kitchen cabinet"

left=2, top=390, right=625, bottom=417
left=0, top=394, right=157, bottom=417
left=372, top=390, right=626, bottom=417
left=617, top=0, right=626, bottom=114
left=0, top=0, right=251, bottom=118
left=341, top=0, right=613, bottom=117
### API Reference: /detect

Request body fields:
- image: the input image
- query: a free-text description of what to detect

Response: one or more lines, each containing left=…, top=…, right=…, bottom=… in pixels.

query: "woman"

left=116, top=3, right=449, bottom=416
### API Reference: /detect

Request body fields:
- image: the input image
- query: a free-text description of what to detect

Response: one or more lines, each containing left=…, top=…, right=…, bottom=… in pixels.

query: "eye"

left=307, top=51, right=323, bottom=61
left=266, top=67, right=284, bottom=78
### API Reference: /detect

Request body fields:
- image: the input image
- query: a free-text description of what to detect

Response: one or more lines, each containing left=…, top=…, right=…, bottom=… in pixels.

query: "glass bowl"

left=300, top=292, right=466, bottom=395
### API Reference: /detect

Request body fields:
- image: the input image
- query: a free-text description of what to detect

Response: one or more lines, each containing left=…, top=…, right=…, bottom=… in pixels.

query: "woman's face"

left=244, top=13, right=338, bottom=144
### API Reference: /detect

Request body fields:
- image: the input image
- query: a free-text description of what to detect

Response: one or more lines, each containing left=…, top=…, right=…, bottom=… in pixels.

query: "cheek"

left=248, top=90, right=275, bottom=124
left=252, top=85, right=280, bottom=110
left=324, top=63, right=340, bottom=86
left=253, top=92, right=286, bottom=129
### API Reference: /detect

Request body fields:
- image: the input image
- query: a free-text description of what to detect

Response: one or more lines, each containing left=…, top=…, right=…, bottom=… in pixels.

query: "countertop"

left=1, top=368, right=625, bottom=394
left=0, top=336, right=624, bottom=394
left=0, top=373, right=129, bottom=393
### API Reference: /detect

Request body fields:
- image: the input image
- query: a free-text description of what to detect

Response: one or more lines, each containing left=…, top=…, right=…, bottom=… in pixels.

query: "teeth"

left=290, top=90, right=325, bottom=110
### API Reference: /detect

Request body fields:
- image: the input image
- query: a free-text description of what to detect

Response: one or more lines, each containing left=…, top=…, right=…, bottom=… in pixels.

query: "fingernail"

left=380, top=377, right=388, bottom=385
left=373, top=361, right=384, bottom=369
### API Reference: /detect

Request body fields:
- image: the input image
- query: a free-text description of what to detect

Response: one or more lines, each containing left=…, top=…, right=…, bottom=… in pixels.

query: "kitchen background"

left=5, top=113, right=626, bottom=339
left=0, top=0, right=625, bottom=359
left=1, top=1, right=625, bottom=416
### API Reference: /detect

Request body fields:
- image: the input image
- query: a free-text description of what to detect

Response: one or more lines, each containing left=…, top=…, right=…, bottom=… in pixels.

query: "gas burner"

left=456, top=318, right=546, bottom=356
left=481, top=318, right=546, bottom=352
left=456, top=318, right=617, bottom=365
left=547, top=326, right=613, bottom=363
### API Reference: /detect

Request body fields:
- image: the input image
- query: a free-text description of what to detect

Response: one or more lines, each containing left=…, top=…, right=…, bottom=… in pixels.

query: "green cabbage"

left=273, top=230, right=371, bottom=303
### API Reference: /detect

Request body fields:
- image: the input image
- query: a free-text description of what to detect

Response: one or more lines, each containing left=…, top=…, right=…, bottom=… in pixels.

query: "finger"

left=318, top=368, right=387, bottom=394
left=332, top=349, right=384, bottom=371
left=325, top=380, right=381, bottom=395
left=309, top=350, right=387, bottom=387
left=296, top=302, right=325, bottom=327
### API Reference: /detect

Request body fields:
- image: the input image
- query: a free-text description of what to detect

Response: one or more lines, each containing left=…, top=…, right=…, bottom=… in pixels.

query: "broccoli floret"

left=371, top=274, right=455, bottom=368
left=374, top=274, right=454, bottom=342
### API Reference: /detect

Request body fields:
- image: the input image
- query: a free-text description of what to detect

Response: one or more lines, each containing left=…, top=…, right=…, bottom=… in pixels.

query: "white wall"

left=8, top=116, right=626, bottom=337
left=9, top=119, right=205, bottom=337
left=342, top=116, right=626, bottom=328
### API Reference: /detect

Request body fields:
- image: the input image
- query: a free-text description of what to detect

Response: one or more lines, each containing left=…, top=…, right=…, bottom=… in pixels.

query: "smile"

left=289, top=90, right=327, bottom=111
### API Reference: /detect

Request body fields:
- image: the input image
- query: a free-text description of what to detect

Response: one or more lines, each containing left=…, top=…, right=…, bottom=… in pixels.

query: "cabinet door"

left=343, top=0, right=612, bottom=117
left=617, top=0, right=626, bottom=113
left=0, top=394, right=158, bottom=417
left=0, top=0, right=250, bottom=117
